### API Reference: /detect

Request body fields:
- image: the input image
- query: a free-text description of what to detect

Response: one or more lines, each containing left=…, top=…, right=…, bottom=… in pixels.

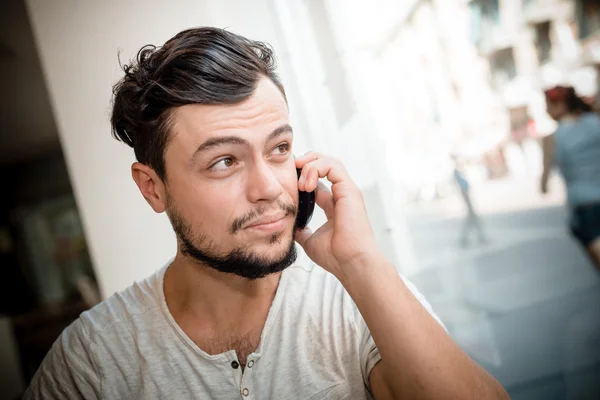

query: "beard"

left=168, top=199, right=299, bottom=280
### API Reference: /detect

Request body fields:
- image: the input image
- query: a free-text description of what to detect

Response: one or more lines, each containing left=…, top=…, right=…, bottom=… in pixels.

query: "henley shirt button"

left=231, top=361, right=239, bottom=369
left=242, top=388, right=250, bottom=396
left=247, top=360, right=254, bottom=368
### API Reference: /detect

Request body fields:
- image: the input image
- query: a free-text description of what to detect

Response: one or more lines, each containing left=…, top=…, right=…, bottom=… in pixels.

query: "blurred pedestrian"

left=541, top=86, right=600, bottom=270
left=452, top=156, right=487, bottom=247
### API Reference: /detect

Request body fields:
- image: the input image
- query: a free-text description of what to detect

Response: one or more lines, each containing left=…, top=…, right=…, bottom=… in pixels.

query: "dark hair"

left=110, top=27, right=286, bottom=180
left=545, top=85, right=592, bottom=114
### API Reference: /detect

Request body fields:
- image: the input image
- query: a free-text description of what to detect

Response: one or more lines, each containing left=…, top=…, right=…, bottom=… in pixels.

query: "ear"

left=131, top=162, right=167, bottom=213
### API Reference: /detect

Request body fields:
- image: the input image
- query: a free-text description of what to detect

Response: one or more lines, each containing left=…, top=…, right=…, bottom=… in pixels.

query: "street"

left=403, top=176, right=600, bottom=400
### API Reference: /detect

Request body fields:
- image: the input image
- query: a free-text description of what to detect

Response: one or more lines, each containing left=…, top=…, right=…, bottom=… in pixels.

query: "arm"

left=23, top=319, right=101, bottom=400
left=342, top=253, right=508, bottom=399
left=295, top=152, right=508, bottom=400
left=540, top=134, right=554, bottom=194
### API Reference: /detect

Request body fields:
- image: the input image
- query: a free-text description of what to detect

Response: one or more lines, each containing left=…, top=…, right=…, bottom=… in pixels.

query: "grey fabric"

left=24, top=262, right=443, bottom=399
left=554, top=113, right=600, bottom=207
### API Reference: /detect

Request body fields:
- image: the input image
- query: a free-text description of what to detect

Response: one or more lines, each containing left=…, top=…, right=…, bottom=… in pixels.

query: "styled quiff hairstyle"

left=110, top=27, right=285, bottom=180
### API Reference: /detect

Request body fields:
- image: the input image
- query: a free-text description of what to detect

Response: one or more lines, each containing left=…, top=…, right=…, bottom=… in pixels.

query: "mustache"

left=230, top=200, right=297, bottom=234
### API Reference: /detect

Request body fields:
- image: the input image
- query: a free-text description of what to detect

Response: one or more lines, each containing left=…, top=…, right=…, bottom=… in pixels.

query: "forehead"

left=169, top=78, right=289, bottom=151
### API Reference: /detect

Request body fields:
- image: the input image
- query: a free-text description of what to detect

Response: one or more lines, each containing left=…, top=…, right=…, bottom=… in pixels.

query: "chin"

left=254, top=229, right=295, bottom=254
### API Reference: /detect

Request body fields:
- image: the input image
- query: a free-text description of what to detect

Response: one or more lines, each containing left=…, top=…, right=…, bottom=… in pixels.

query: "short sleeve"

left=355, top=274, right=447, bottom=391
left=357, top=318, right=382, bottom=390
left=23, top=318, right=101, bottom=400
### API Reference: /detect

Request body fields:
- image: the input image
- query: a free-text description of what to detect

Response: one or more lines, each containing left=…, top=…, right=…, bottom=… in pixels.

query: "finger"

left=295, top=151, right=320, bottom=169
left=297, top=153, right=320, bottom=191
left=295, top=227, right=313, bottom=248
left=300, top=157, right=351, bottom=192
left=315, top=181, right=334, bottom=219
left=297, top=167, right=310, bottom=192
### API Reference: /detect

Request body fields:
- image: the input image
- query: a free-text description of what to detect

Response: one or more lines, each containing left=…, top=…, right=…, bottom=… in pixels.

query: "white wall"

left=25, top=0, right=210, bottom=298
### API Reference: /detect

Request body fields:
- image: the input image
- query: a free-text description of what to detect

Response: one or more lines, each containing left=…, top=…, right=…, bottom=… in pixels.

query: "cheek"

left=195, top=187, right=243, bottom=228
left=170, top=181, right=242, bottom=232
left=547, top=102, right=564, bottom=117
left=281, top=170, right=299, bottom=205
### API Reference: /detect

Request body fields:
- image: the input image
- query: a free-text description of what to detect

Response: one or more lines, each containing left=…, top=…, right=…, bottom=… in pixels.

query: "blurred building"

left=572, top=0, right=600, bottom=104
left=470, top=0, right=600, bottom=135
left=307, top=0, right=511, bottom=199
left=315, top=0, right=600, bottom=195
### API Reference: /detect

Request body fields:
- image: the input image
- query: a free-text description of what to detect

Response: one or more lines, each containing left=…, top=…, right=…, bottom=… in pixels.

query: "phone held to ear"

left=296, top=168, right=315, bottom=229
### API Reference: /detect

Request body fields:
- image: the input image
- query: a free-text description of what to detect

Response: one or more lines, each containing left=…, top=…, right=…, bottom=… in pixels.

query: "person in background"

left=452, top=156, right=487, bottom=247
left=541, top=86, right=600, bottom=270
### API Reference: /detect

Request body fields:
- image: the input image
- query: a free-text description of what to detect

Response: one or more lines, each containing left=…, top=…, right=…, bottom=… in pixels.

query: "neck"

left=164, top=252, right=281, bottom=328
left=561, top=112, right=582, bottom=122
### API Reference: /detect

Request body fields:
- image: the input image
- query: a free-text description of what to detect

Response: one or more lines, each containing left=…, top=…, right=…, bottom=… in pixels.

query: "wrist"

left=335, top=250, right=393, bottom=287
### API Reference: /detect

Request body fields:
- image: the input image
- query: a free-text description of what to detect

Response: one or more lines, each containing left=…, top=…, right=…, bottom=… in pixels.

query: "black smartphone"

left=295, top=168, right=315, bottom=229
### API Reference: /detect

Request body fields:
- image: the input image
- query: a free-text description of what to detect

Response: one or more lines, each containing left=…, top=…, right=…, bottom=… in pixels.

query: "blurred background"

left=1, top=0, right=599, bottom=399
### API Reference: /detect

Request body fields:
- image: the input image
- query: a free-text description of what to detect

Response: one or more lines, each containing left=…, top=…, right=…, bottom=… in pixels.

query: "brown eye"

left=273, top=144, right=290, bottom=155
left=210, top=157, right=236, bottom=171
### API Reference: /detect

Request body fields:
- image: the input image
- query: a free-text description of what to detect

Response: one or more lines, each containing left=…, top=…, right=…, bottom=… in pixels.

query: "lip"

left=245, top=213, right=288, bottom=232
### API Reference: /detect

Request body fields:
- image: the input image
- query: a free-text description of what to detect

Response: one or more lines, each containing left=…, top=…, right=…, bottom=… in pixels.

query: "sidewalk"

left=402, top=176, right=600, bottom=399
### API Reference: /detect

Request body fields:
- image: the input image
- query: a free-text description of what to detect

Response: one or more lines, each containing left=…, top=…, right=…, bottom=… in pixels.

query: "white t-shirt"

left=24, top=262, right=444, bottom=399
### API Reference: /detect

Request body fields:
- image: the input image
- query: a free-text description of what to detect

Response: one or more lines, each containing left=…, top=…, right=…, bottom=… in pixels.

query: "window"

left=468, top=0, right=501, bottom=47
left=534, top=21, right=552, bottom=64
left=482, top=0, right=500, bottom=24
left=522, top=0, right=535, bottom=9
left=490, top=47, right=517, bottom=87
left=576, top=0, right=600, bottom=39
left=469, top=1, right=483, bottom=46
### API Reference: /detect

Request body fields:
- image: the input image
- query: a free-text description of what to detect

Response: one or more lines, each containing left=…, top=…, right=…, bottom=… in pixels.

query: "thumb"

left=295, top=227, right=313, bottom=248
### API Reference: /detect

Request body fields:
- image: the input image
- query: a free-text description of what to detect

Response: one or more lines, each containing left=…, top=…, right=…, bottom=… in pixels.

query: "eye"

left=272, top=143, right=290, bottom=155
left=210, top=157, right=236, bottom=171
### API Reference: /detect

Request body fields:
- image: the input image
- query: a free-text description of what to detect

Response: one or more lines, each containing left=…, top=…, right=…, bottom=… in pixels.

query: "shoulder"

left=78, top=269, right=163, bottom=339
left=283, top=262, right=350, bottom=305
left=24, top=268, right=166, bottom=399
left=582, top=111, right=600, bottom=121
left=283, top=260, right=444, bottom=329
left=282, top=261, right=358, bottom=326
left=581, top=112, right=600, bottom=128
left=23, top=313, right=100, bottom=399
left=561, top=113, right=600, bottom=131
left=53, top=266, right=163, bottom=356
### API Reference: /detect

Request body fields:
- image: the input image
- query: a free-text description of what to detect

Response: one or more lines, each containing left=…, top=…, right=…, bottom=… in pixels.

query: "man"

left=25, top=27, right=508, bottom=399
left=452, top=156, right=487, bottom=247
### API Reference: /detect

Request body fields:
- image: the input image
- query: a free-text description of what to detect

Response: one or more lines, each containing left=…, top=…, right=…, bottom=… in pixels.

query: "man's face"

left=163, top=77, right=299, bottom=279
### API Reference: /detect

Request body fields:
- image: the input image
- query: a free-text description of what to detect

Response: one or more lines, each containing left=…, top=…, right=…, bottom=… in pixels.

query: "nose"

left=246, top=161, right=283, bottom=204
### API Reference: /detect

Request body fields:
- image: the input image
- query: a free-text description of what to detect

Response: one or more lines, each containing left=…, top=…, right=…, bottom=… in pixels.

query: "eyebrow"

left=193, top=124, right=294, bottom=157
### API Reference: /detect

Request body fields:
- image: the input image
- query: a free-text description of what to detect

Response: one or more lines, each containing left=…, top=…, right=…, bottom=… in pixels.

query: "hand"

left=295, top=152, right=380, bottom=278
